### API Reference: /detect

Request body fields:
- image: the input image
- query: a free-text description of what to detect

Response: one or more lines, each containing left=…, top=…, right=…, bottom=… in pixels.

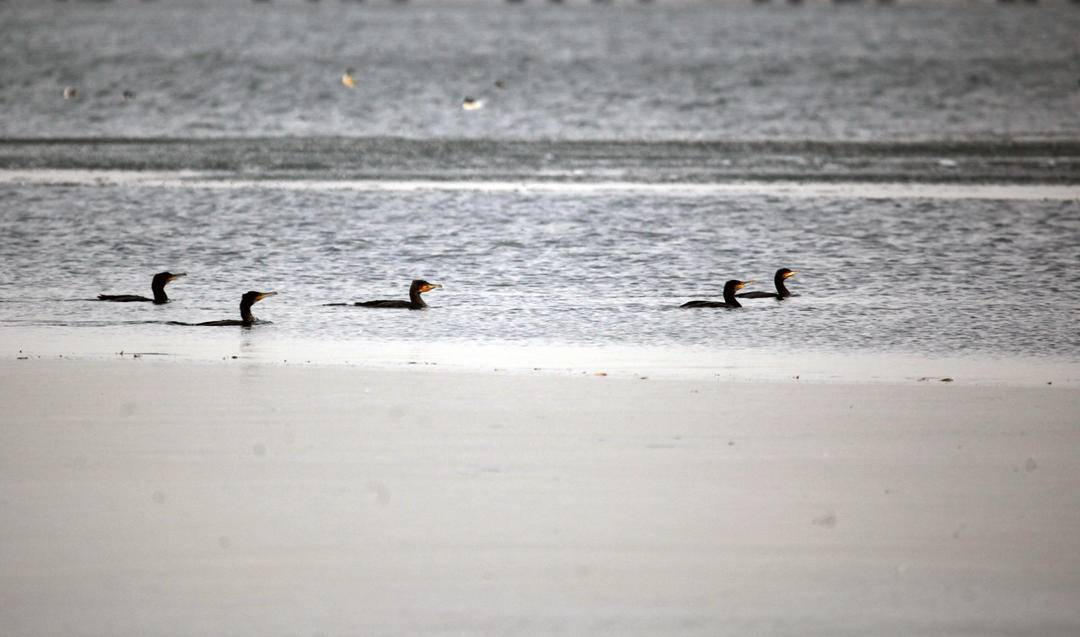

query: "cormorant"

left=681, top=280, right=752, bottom=308
left=326, top=280, right=442, bottom=310
left=736, top=268, right=798, bottom=299
left=191, top=291, right=277, bottom=326
left=98, top=272, right=186, bottom=304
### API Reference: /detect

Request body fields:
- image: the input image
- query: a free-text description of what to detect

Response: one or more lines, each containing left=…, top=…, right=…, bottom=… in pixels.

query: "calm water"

left=1, top=0, right=1079, bottom=140
left=1, top=178, right=1077, bottom=363
left=1, top=0, right=1079, bottom=376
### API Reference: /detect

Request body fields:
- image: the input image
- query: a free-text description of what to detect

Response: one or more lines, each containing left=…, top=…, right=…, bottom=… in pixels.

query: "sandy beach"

left=2, top=358, right=1078, bottom=636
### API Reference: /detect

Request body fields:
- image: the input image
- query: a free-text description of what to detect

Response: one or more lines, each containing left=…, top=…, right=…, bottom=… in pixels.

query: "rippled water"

left=1, top=180, right=1077, bottom=363
left=1, top=0, right=1079, bottom=376
left=2, top=0, right=1079, bottom=140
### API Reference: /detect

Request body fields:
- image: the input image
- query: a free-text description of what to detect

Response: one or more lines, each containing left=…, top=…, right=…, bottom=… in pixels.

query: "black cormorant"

left=681, top=280, right=752, bottom=308
left=193, top=291, right=277, bottom=326
left=327, top=280, right=442, bottom=310
left=736, top=268, right=798, bottom=299
left=98, top=272, right=186, bottom=304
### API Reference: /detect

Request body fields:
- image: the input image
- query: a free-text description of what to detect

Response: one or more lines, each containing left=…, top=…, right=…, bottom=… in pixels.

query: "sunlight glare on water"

left=1, top=182, right=1077, bottom=365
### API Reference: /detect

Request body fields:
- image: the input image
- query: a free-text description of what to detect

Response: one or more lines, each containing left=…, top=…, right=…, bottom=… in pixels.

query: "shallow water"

left=1, top=178, right=1077, bottom=369
left=2, top=0, right=1079, bottom=140
left=1, top=1, right=1079, bottom=379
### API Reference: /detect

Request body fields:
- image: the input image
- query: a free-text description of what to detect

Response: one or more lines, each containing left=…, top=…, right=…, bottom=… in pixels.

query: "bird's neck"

left=723, top=288, right=741, bottom=307
left=240, top=301, right=255, bottom=325
left=409, top=287, right=427, bottom=308
left=151, top=284, right=168, bottom=304
left=775, top=277, right=790, bottom=298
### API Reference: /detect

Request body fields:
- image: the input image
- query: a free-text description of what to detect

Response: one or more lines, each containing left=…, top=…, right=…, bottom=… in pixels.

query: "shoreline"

left=5, top=336, right=1080, bottom=387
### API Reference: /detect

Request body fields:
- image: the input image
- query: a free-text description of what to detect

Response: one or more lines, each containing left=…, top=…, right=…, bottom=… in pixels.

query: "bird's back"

left=680, top=300, right=731, bottom=308
left=98, top=294, right=152, bottom=302
left=355, top=300, right=414, bottom=309
left=734, top=291, right=780, bottom=299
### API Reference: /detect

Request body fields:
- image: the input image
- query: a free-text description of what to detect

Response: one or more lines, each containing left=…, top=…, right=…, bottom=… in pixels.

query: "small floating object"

left=341, top=68, right=357, bottom=88
left=122, top=90, right=136, bottom=101
left=494, top=79, right=505, bottom=89
left=941, top=377, right=954, bottom=383
left=63, top=86, right=78, bottom=100
left=462, top=96, right=484, bottom=110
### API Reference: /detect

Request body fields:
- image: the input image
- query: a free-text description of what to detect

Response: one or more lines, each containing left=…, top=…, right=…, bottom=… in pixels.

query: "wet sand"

left=2, top=359, right=1079, bottom=636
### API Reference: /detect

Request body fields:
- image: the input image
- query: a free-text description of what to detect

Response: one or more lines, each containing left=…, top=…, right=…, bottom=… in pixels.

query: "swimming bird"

left=63, top=86, right=78, bottom=100
left=327, top=280, right=442, bottom=310
left=681, top=280, right=753, bottom=308
left=736, top=268, right=798, bottom=299
left=98, top=272, right=186, bottom=304
left=193, top=291, right=277, bottom=326
left=342, top=68, right=357, bottom=88
left=462, top=97, right=484, bottom=110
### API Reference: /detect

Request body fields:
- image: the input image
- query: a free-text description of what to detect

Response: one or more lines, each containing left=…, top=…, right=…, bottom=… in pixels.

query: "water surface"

left=2, top=0, right=1079, bottom=140
left=1, top=0, right=1078, bottom=380
left=1, top=177, right=1077, bottom=378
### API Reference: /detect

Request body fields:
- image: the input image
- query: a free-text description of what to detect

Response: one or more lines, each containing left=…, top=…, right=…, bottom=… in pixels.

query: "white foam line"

left=2, top=169, right=1078, bottom=201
